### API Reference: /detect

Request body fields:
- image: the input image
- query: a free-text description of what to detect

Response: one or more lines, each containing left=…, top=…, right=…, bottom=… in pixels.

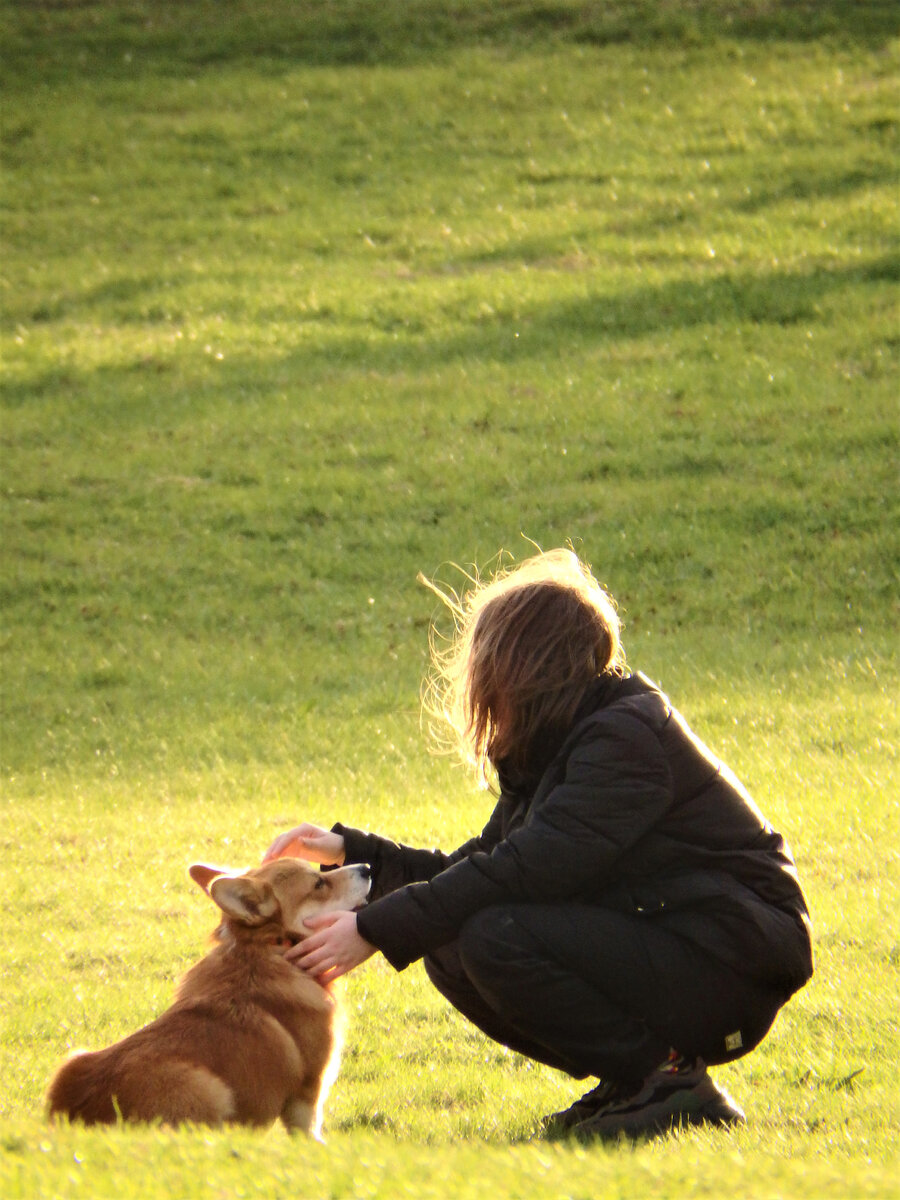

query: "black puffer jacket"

left=341, top=673, right=813, bottom=991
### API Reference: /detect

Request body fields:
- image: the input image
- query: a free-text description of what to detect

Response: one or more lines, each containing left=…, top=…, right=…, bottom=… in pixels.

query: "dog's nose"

left=359, top=865, right=372, bottom=880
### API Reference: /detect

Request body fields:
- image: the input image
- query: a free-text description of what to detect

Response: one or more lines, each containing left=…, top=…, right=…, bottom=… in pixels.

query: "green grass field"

left=1, top=2, right=898, bottom=1196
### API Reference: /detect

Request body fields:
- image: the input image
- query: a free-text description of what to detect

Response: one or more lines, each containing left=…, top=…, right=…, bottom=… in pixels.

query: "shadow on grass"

left=266, top=252, right=900, bottom=373
left=4, top=0, right=898, bottom=87
left=3, top=254, right=897, bottom=411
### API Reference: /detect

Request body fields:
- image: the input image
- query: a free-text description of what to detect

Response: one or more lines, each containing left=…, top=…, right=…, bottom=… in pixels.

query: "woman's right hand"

left=262, top=823, right=346, bottom=866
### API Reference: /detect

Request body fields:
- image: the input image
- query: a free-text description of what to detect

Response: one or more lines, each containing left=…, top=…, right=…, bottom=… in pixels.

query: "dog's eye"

left=314, top=876, right=328, bottom=890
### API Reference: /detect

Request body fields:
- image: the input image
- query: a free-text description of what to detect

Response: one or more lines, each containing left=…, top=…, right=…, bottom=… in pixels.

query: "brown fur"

left=46, top=859, right=371, bottom=1138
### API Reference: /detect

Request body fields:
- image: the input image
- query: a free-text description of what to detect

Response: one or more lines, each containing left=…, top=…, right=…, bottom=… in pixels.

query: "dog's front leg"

left=281, top=1096, right=323, bottom=1141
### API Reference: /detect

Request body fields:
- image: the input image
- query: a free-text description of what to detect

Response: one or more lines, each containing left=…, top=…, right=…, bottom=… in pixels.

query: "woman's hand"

left=263, top=823, right=346, bottom=866
left=287, top=911, right=375, bottom=984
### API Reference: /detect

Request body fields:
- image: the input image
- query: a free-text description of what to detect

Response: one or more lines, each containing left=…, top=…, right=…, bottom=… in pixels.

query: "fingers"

left=294, top=943, right=337, bottom=977
left=284, top=911, right=369, bottom=982
left=262, top=825, right=317, bottom=864
left=316, top=964, right=347, bottom=985
left=288, top=934, right=342, bottom=980
left=301, top=911, right=340, bottom=931
left=261, top=829, right=300, bottom=863
left=262, top=824, right=345, bottom=866
left=283, top=915, right=341, bottom=967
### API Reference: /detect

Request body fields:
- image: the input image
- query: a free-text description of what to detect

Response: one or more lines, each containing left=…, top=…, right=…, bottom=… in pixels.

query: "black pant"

left=423, top=904, right=786, bottom=1086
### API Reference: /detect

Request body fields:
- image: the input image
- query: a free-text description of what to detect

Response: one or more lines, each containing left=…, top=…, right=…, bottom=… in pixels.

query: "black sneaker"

left=571, top=1058, right=745, bottom=1140
left=541, top=1079, right=623, bottom=1137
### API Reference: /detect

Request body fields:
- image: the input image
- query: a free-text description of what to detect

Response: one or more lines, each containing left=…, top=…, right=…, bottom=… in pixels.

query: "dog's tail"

left=47, top=1050, right=119, bottom=1125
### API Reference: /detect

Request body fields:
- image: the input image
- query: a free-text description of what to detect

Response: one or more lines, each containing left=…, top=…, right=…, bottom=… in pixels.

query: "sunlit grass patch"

left=2, top=2, right=898, bottom=1197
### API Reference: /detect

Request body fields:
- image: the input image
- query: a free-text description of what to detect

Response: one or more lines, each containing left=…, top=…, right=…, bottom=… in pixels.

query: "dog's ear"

left=209, top=875, right=279, bottom=925
left=188, top=863, right=231, bottom=894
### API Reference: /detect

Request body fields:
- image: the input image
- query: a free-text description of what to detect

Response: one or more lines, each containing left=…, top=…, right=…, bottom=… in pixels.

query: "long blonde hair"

left=420, top=549, right=625, bottom=788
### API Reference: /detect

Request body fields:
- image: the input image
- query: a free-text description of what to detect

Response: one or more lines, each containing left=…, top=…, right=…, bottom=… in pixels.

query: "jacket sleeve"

left=334, top=799, right=508, bottom=902
left=356, top=712, right=674, bottom=969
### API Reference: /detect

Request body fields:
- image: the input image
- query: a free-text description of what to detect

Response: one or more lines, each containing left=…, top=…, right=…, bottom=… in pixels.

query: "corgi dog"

left=47, top=858, right=371, bottom=1138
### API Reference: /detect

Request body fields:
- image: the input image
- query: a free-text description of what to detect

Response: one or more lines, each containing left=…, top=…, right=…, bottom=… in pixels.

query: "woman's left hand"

left=287, top=911, right=376, bottom=983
